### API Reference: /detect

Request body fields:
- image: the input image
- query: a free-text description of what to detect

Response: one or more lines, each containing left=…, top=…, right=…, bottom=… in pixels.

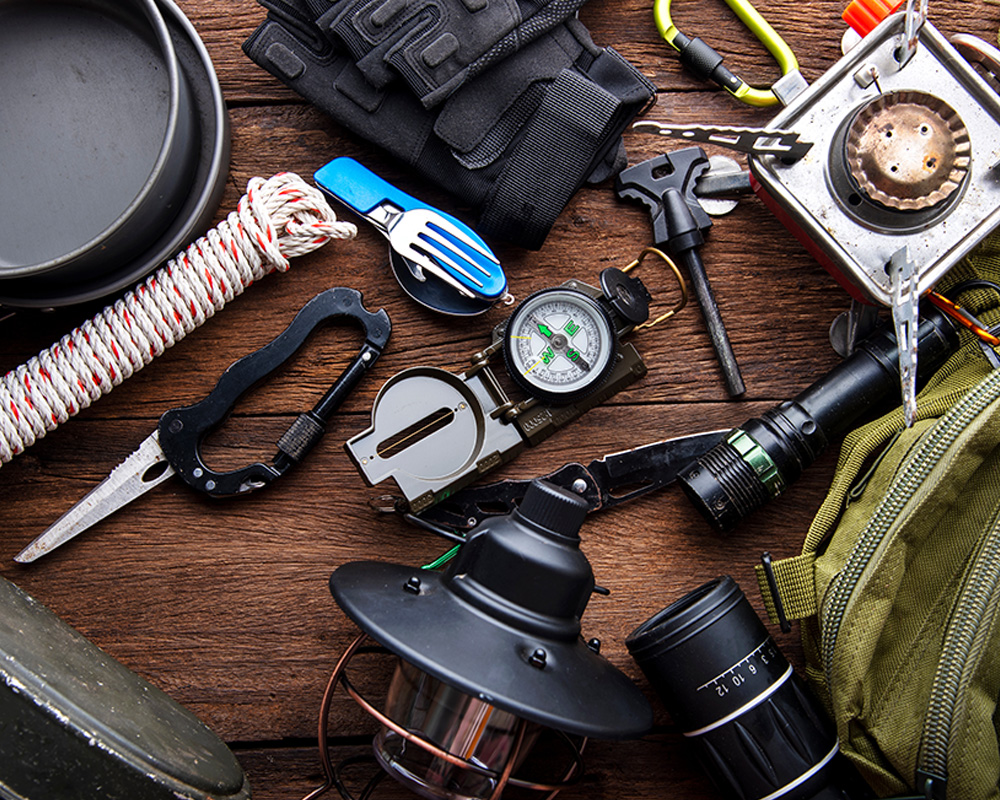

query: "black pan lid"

left=0, top=577, right=248, bottom=800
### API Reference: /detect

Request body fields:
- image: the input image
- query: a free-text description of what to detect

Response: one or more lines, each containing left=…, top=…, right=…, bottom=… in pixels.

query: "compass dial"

left=503, top=288, right=616, bottom=403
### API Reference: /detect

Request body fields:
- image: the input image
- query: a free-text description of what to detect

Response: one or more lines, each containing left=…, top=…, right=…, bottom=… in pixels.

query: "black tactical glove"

left=307, top=0, right=588, bottom=107
left=243, top=0, right=655, bottom=249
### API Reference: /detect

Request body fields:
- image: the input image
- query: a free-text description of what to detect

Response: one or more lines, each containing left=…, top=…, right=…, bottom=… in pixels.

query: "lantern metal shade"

left=313, top=481, right=652, bottom=800
left=331, top=561, right=650, bottom=739
left=329, top=479, right=652, bottom=742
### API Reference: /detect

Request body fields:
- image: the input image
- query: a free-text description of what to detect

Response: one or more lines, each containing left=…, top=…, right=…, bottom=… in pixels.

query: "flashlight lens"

left=375, top=660, right=537, bottom=800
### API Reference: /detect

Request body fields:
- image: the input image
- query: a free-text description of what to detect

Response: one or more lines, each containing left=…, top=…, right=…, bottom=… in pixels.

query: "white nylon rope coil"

left=0, top=172, right=357, bottom=467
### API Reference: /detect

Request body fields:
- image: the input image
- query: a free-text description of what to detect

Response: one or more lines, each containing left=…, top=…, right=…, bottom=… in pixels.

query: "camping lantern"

left=308, top=479, right=652, bottom=800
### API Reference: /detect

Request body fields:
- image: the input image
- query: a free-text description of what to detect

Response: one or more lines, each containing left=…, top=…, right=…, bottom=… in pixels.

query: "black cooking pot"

left=0, top=0, right=230, bottom=308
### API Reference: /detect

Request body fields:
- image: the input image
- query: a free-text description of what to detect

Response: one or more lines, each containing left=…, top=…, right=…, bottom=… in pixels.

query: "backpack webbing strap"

left=755, top=552, right=817, bottom=626
left=754, top=269, right=1000, bottom=629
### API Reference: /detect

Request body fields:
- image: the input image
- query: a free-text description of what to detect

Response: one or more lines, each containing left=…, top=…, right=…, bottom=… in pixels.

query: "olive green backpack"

left=756, top=239, right=1000, bottom=800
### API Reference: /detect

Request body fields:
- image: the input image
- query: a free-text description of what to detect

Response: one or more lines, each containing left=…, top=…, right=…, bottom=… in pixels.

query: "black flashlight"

left=322, top=479, right=652, bottom=800
left=676, top=305, right=959, bottom=532
left=626, top=577, right=873, bottom=800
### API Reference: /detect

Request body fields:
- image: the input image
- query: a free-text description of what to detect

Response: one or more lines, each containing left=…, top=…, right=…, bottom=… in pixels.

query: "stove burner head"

left=845, top=90, right=970, bottom=211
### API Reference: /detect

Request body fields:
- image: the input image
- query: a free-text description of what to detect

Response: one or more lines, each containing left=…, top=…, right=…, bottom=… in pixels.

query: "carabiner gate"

left=653, top=0, right=800, bottom=107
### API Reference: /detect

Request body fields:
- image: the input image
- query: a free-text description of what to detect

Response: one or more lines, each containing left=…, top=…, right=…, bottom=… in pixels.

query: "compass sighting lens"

left=626, top=577, right=871, bottom=800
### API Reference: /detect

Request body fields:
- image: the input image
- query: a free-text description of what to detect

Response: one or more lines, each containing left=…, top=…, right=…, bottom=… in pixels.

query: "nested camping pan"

left=0, top=0, right=230, bottom=308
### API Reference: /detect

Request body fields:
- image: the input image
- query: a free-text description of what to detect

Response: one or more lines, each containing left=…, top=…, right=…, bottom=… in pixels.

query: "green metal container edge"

left=0, top=577, right=250, bottom=800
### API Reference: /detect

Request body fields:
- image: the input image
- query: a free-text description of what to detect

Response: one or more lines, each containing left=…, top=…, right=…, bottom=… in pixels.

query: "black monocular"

left=627, top=577, right=873, bottom=800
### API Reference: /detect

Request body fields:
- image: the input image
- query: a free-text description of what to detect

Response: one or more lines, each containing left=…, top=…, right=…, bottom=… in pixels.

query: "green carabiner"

left=654, top=0, right=799, bottom=107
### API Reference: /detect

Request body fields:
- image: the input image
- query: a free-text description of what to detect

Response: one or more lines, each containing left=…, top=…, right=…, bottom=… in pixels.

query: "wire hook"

left=621, top=247, right=689, bottom=331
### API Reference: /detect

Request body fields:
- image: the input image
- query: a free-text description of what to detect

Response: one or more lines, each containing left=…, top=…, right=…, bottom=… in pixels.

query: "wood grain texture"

left=2, top=0, right=999, bottom=798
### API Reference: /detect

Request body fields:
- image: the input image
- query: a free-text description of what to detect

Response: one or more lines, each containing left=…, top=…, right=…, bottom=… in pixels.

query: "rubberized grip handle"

left=158, top=287, right=391, bottom=497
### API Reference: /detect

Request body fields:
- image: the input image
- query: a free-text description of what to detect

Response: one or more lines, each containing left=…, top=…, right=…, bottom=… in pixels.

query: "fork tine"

left=416, top=233, right=486, bottom=288
left=398, top=244, right=477, bottom=298
left=424, top=218, right=500, bottom=267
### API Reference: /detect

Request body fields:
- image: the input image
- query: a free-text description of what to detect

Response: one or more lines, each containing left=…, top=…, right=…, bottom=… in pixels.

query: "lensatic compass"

left=346, top=250, right=686, bottom=514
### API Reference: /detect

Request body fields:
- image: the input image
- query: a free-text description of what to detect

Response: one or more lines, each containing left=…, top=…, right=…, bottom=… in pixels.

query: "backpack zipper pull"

left=914, top=770, right=947, bottom=800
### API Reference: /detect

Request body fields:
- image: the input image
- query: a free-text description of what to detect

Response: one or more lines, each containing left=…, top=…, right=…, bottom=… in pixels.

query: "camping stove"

left=749, top=13, right=1000, bottom=306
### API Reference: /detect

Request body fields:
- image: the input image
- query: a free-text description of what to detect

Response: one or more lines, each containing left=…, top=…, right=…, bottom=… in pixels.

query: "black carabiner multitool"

left=17, top=287, right=390, bottom=562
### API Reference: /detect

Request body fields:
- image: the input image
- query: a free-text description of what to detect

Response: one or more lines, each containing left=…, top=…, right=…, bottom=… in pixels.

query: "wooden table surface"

left=2, top=0, right=997, bottom=797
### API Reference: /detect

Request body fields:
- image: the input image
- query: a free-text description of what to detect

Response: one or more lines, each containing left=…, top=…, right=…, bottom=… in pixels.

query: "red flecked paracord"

left=0, top=172, right=357, bottom=466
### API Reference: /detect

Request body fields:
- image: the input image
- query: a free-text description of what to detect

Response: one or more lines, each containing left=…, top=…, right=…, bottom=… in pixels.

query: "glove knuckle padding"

left=316, top=0, right=589, bottom=106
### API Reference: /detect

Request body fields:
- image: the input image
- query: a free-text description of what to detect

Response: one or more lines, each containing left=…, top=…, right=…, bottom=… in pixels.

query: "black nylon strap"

left=477, top=47, right=653, bottom=248
left=478, top=68, right=618, bottom=248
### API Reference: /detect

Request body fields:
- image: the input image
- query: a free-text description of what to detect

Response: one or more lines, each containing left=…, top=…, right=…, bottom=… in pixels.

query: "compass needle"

left=504, top=288, right=617, bottom=403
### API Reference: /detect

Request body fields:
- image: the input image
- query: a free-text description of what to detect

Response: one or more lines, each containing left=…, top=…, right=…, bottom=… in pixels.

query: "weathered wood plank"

left=234, top=734, right=729, bottom=800
left=2, top=0, right=996, bottom=798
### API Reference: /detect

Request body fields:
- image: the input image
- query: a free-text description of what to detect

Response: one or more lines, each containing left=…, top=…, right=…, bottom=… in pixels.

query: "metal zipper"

left=915, top=504, right=1000, bottom=799
left=820, top=368, right=1000, bottom=686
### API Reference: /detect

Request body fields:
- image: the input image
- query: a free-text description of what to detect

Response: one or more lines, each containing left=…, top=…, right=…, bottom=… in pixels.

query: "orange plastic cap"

left=843, top=0, right=904, bottom=37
